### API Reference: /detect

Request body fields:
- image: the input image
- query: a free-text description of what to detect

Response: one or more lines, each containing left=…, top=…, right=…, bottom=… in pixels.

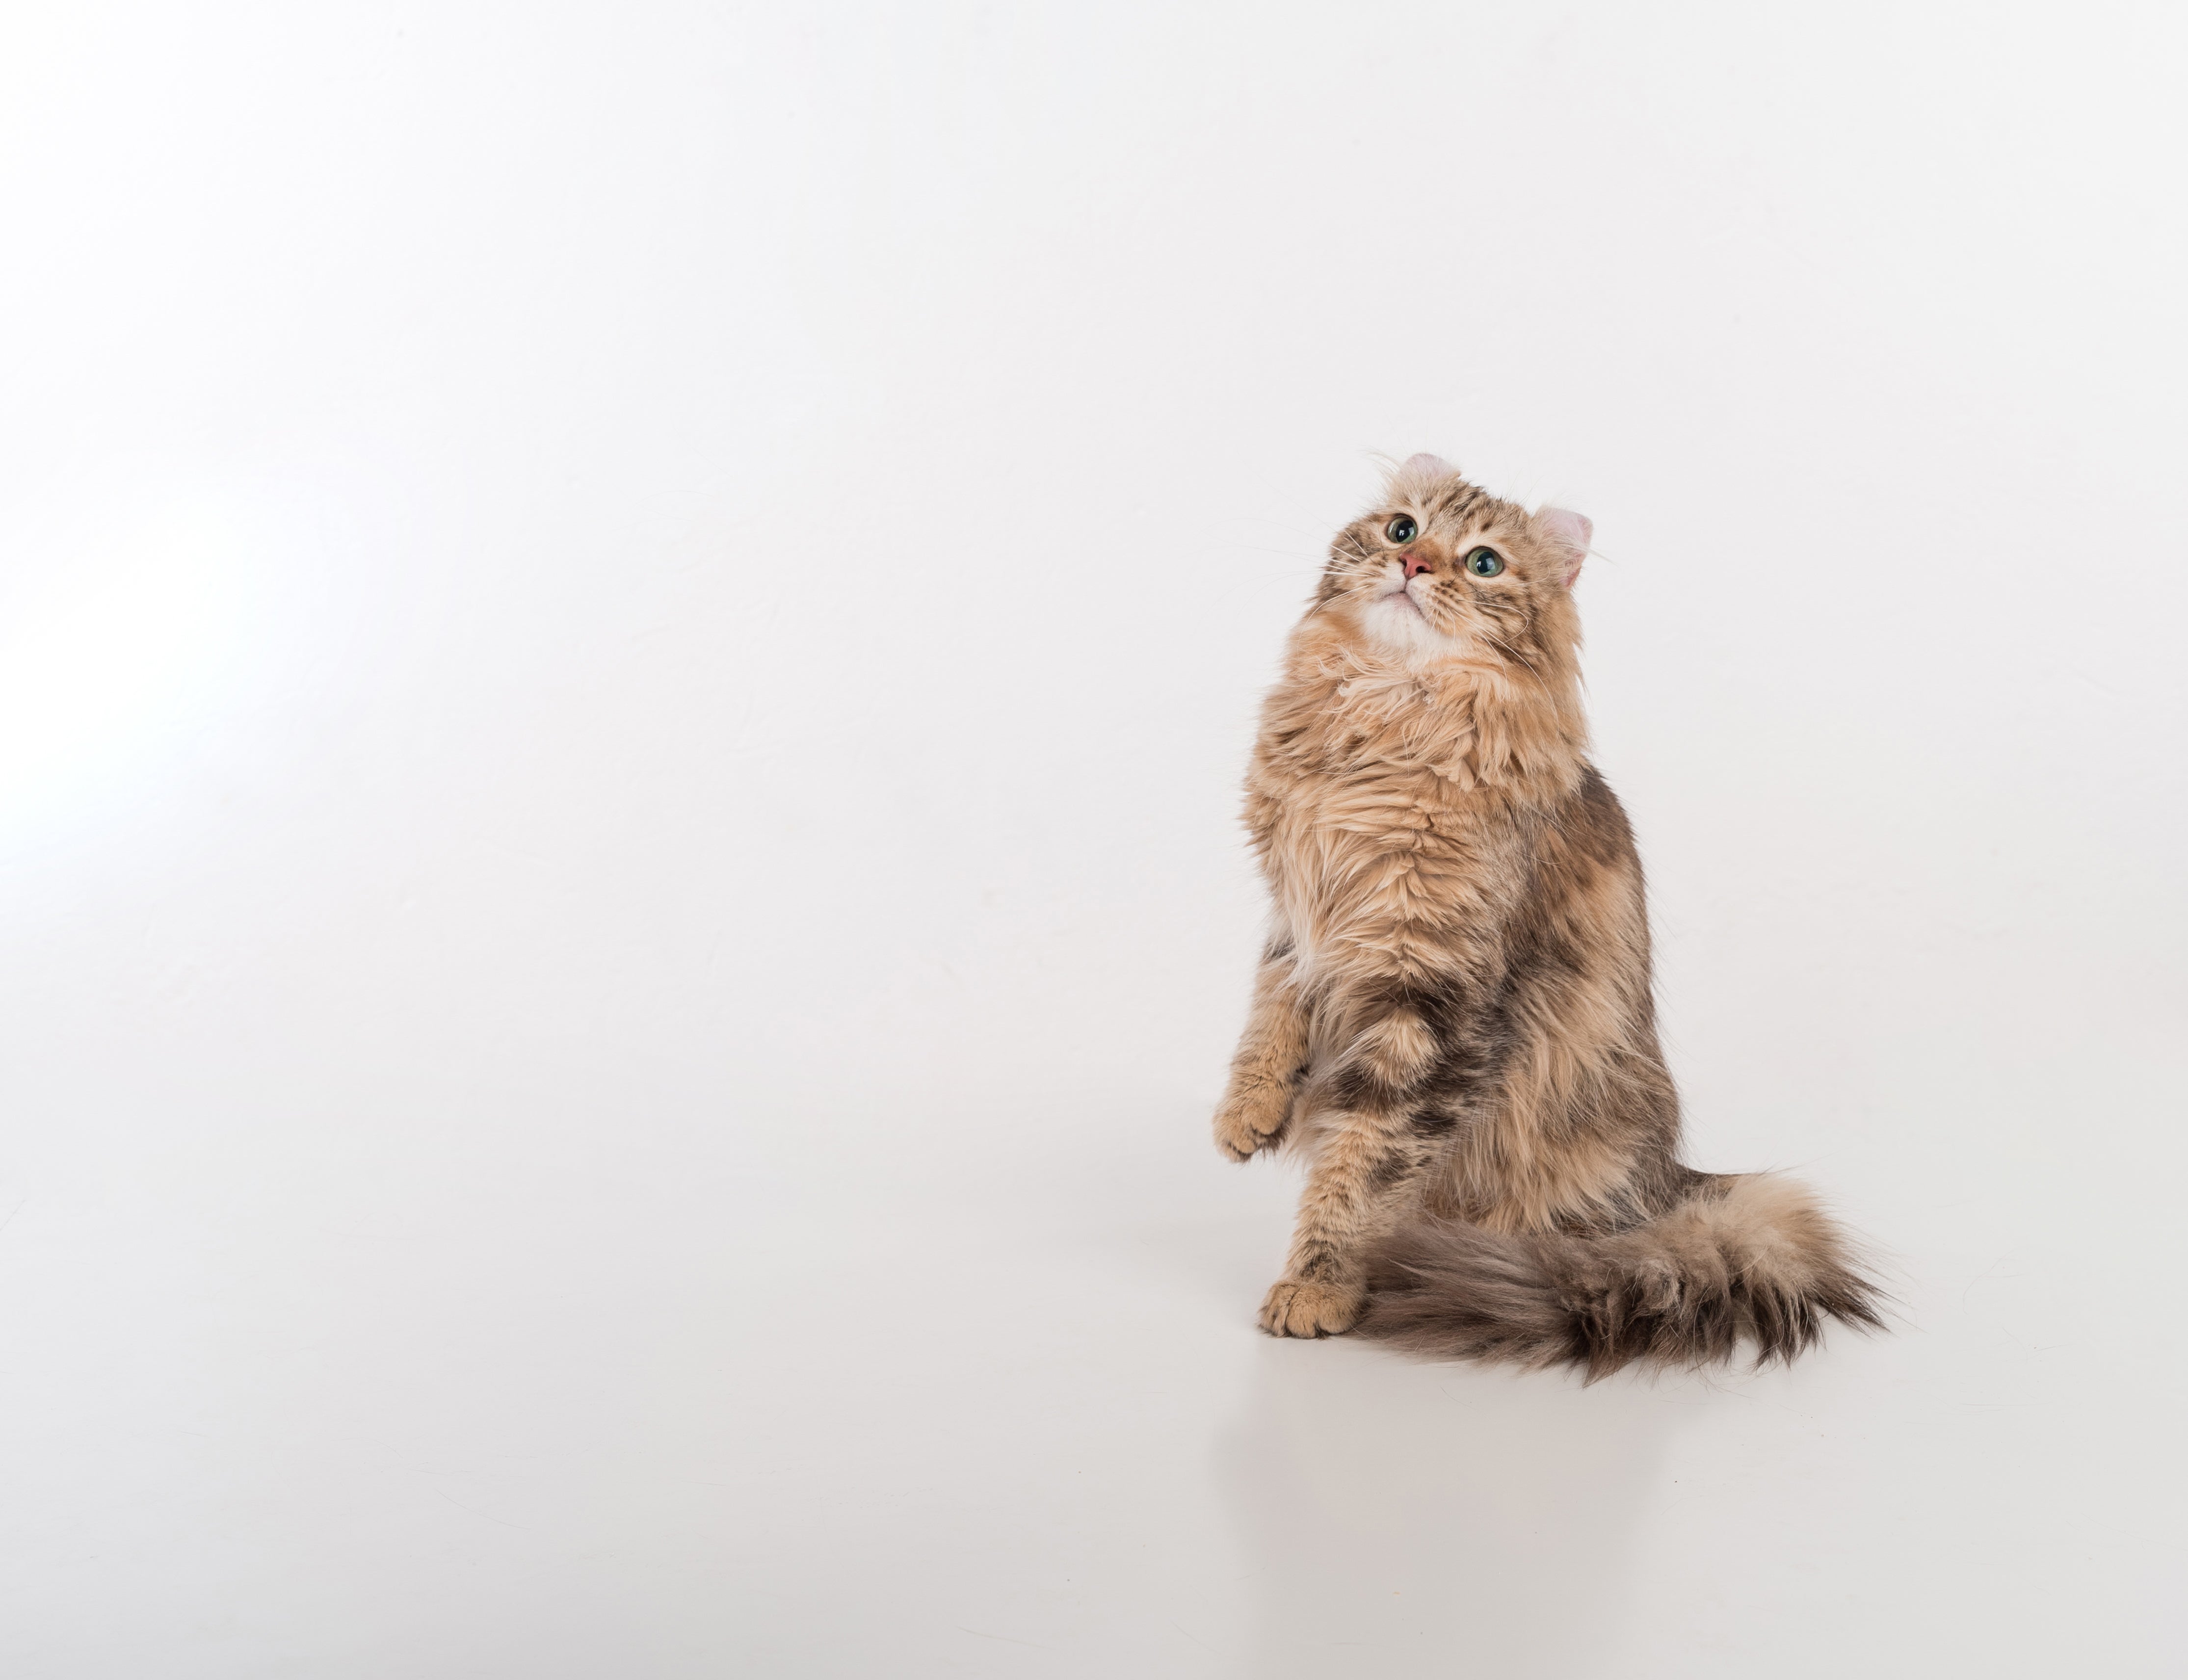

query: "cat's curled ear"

left=1531, top=507, right=1593, bottom=589
left=1386, top=453, right=1456, bottom=496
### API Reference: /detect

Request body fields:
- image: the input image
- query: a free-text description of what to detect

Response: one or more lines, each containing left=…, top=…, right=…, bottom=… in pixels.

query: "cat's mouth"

left=1378, top=586, right=1424, bottom=616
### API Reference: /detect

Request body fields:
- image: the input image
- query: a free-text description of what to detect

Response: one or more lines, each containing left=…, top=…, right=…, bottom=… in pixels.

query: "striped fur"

left=1214, top=455, right=1880, bottom=1375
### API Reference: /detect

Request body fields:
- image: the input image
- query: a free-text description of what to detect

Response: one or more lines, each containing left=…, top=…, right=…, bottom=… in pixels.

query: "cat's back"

left=1549, top=763, right=1642, bottom=875
left=1507, top=763, right=1655, bottom=995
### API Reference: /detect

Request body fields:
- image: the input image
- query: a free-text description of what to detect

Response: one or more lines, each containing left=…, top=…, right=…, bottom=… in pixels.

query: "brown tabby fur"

left=1215, top=454, right=1880, bottom=1377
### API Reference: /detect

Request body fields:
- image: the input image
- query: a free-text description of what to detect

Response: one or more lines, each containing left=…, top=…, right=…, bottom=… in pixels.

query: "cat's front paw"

left=1258, top=1278, right=1363, bottom=1339
left=1213, top=1079, right=1291, bottom=1161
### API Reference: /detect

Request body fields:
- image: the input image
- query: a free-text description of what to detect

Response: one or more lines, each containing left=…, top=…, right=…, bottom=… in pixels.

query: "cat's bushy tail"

left=1357, top=1174, right=1883, bottom=1380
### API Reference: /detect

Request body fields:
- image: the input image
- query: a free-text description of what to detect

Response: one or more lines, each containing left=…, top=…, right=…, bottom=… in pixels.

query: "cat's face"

left=1319, top=454, right=1591, bottom=663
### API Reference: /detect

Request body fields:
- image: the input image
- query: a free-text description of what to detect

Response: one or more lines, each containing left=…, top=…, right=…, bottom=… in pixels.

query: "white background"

left=1, top=3, right=2183, bottom=1675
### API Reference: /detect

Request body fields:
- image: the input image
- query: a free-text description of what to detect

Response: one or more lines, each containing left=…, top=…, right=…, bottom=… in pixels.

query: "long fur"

left=1360, top=1174, right=1883, bottom=1381
left=1213, top=456, right=1882, bottom=1373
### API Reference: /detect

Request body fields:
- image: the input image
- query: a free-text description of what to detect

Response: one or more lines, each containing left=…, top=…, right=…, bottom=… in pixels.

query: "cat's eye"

left=1385, top=516, right=1417, bottom=544
left=1465, top=547, right=1505, bottom=577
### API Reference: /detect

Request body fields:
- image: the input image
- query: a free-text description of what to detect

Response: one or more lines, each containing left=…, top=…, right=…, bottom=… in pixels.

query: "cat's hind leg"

left=1258, top=998, right=1444, bottom=1337
left=1258, top=1101, right=1427, bottom=1337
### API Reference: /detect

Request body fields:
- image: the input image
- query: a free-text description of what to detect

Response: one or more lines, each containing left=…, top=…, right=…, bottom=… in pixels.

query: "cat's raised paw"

left=1258, top=1278, right=1363, bottom=1339
left=1213, top=1080, right=1290, bottom=1161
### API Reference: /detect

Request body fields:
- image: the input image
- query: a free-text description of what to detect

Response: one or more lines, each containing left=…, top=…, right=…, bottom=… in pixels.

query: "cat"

left=1214, top=453, right=1880, bottom=1377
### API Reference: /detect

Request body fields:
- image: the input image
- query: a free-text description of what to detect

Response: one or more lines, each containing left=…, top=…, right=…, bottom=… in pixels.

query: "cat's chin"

left=1357, top=592, right=1459, bottom=659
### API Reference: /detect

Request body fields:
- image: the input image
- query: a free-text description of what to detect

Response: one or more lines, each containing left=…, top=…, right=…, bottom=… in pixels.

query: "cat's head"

left=1317, top=453, right=1591, bottom=666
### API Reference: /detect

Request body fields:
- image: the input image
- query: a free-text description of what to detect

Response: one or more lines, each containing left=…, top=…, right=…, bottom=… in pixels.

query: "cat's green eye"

left=1466, top=547, right=1505, bottom=577
left=1385, top=516, right=1417, bottom=544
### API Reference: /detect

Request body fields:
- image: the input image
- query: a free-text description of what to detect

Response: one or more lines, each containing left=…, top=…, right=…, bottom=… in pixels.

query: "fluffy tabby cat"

left=1215, top=453, right=1879, bottom=1376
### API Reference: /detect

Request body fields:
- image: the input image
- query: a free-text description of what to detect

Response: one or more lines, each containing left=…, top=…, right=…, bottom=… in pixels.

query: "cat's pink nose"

left=1402, top=551, right=1435, bottom=579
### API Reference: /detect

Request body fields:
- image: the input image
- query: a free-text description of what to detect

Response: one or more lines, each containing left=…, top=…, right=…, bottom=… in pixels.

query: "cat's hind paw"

left=1258, top=1278, right=1363, bottom=1339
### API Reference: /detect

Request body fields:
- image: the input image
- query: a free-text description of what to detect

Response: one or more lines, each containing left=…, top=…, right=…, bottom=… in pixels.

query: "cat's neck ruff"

left=1276, top=612, right=1590, bottom=805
